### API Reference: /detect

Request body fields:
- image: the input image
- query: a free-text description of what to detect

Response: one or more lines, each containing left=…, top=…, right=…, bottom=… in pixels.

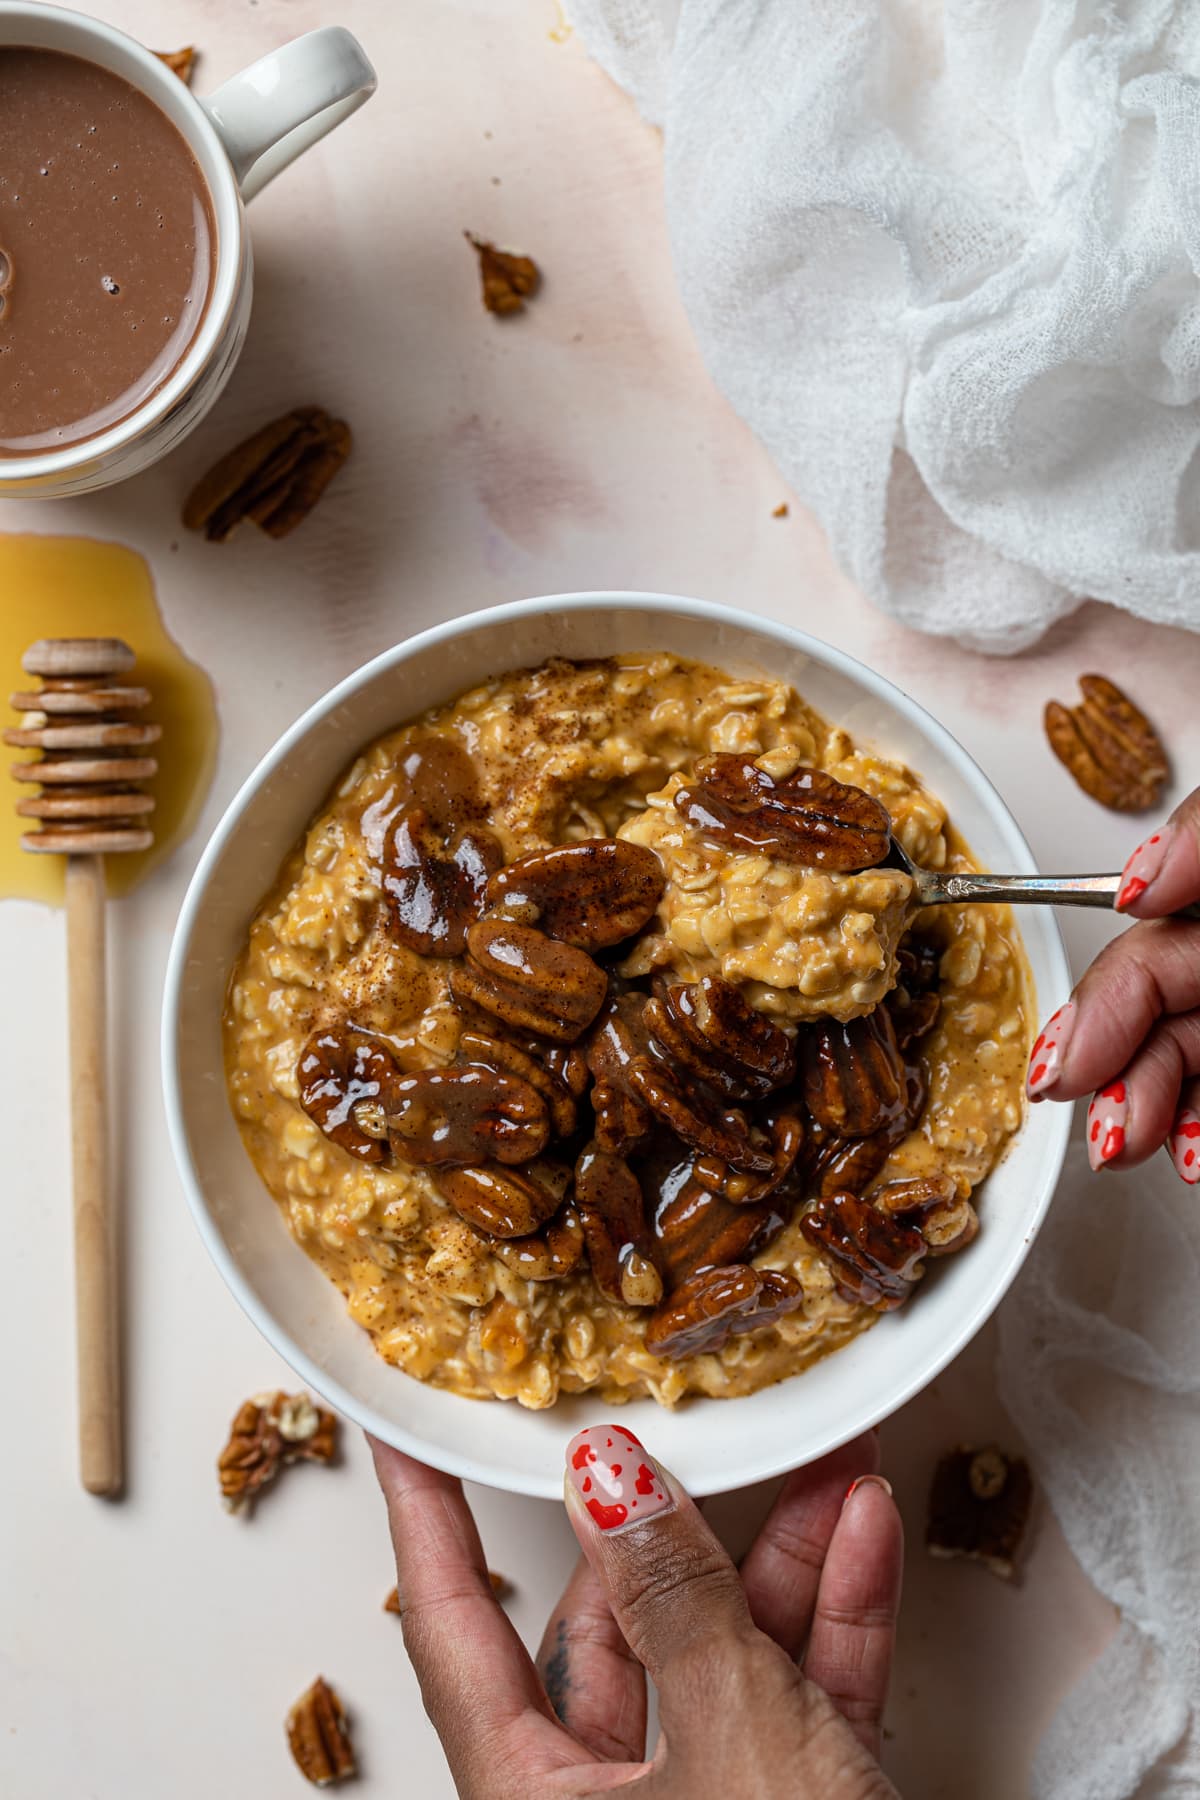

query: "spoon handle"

left=922, top=870, right=1200, bottom=921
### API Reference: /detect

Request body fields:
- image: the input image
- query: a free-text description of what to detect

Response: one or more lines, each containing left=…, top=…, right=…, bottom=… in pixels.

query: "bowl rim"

left=162, top=590, right=1072, bottom=1495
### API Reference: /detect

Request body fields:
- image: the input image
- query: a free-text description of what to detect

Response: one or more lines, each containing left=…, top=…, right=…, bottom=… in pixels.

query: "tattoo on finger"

left=539, top=1618, right=571, bottom=1723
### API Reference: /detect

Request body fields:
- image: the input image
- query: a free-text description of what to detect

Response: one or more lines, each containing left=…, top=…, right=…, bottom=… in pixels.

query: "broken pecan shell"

left=458, top=1027, right=579, bottom=1138
left=801, top=1006, right=905, bottom=1138
left=490, top=1204, right=585, bottom=1281
left=385, top=1065, right=549, bottom=1167
left=298, top=1028, right=399, bottom=1163
left=644, top=1264, right=802, bottom=1360
left=575, top=1145, right=662, bottom=1306
left=383, top=807, right=503, bottom=957
left=218, top=1391, right=337, bottom=1514
left=650, top=1158, right=789, bottom=1289
left=286, top=1676, right=356, bottom=1787
left=873, top=1174, right=979, bottom=1256
left=453, top=918, right=609, bottom=1042
left=674, top=755, right=891, bottom=869
left=487, top=838, right=665, bottom=948
left=1045, top=673, right=1168, bottom=812
left=645, top=975, right=795, bottom=1100
left=434, top=1160, right=565, bottom=1238
left=800, top=1189, right=927, bottom=1310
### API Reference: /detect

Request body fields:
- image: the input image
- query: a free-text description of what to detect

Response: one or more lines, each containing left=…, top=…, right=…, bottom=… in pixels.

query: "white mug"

left=0, top=1, right=376, bottom=496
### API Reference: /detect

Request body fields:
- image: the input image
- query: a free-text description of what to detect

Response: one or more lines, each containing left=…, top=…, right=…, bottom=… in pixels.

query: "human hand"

left=372, top=1427, right=902, bottom=1798
left=1026, top=789, right=1200, bottom=1179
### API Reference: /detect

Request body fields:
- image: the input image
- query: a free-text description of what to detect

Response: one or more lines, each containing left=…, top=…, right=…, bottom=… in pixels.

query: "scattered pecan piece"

left=800, top=1189, right=927, bottom=1309
left=1044, top=674, right=1168, bottom=812
left=675, top=755, right=891, bottom=869
left=926, top=1445, right=1034, bottom=1580
left=385, top=1065, right=549, bottom=1167
left=465, top=231, right=541, bottom=314
left=575, top=1145, right=662, bottom=1306
left=286, top=1676, right=356, bottom=1787
left=155, top=46, right=196, bottom=82
left=645, top=1264, right=802, bottom=1360
left=487, top=838, right=664, bottom=947
left=645, top=975, right=795, bottom=1100
left=458, top=1028, right=579, bottom=1138
left=801, top=1007, right=905, bottom=1138
left=383, top=1586, right=401, bottom=1614
left=218, top=1391, right=337, bottom=1513
left=383, top=807, right=503, bottom=957
left=650, top=1159, right=789, bottom=1288
left=435, top=1160, right=566, bottom=1238
left=490, top=1204, right=585, bottom=1281
left=182, top=406, right=351, bottom=542
left=453, top=917, right=608, bottom=1042
left=298, top=1028, right=399, bottom=1163
left=874, top=1173, right=979, bottom=1256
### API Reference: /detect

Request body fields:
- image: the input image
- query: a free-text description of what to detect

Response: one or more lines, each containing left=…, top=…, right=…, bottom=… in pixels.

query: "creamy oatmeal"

left=224, top=655, right=1032, bottom=1409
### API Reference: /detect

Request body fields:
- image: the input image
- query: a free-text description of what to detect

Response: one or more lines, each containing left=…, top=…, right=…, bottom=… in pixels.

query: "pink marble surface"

left=8, top=0, right=1196, bottom=1792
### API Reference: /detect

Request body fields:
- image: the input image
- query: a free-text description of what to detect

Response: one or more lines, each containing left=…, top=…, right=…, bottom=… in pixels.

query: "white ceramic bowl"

left=163, top=593, right=1071, bottom=1498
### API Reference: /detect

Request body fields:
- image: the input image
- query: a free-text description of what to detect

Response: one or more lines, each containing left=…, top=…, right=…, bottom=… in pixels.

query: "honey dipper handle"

left=65, top=856, right=122, bottom=1496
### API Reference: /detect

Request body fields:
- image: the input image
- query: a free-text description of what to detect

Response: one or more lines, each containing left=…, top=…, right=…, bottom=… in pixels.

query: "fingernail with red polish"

left=1087, top=1081, right=1129, bottom=1170
left=1168, top=1108, right=1200, bottom=1185
left=845, top=1474, right=893, bottom=1502
left=1027, top=1001, right=1076, bottom=1098
left=1115, top=827, right=1172, bottom=912
left=565, top=1425, right=672, bottom=1533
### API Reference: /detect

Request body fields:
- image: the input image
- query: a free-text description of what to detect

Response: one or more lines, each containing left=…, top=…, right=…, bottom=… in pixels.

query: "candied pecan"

left=286, top=1676, right=356, bottom=1787
left=644, top=1264, right=802, bottom=1360
left=645, top=975, right=795, bottom=1100
left=490, top=1204, right=585, bottom=1281
left=628, top=1061, right=774, bottom=1173
left=458, top=1028, right=579, bottom=1138
left=384, top=1066, right=549, bottom=1167
left=926, top=1445, right=1033, bottom=1580
left=465, top=232, right=541, bottom=313
left=382, top=806, right=502, bottom=957
left=692, top=1104, right=806, bottom=1205
left=674, top=755, right=890, bottom=870
left=218, top=1391, right=337, bottom=1514
left=434, top=1160, right=565, bottom=1238
left=801, top=1007, right=905, bottom=1138
left=298, top=1028, right=399, bottom=1163
left=182, top=406, right=351, bottom=542
left=650, top=1159, right=789, bottom=1289
left=1045, top=673, right=1168, bottom=812
left=453, top=918, right=608, bottom=1042
left=800, top=1189, right=926, bottom=1310
left=575, top=1145, right=662, bottom=1306
left=487, top=838, right=665, bottom=948
left=584, top=994, right=655, bottom=1153
left=873, top=1174, right=979, bottom=1256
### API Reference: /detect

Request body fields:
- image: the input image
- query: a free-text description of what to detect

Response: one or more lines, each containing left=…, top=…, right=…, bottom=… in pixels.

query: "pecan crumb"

left=383, top=1586, right=401, bottom=1614
left=183, top=406, right=352, bottom=542
left=155, top=46, right=196, bottom=83
left=286, top=1676, right=356, bottom=1787
left=772, top=503, right=789, bottom=518
left=217, top=1390, right=338, bottom=1514
left=1044, top=673, right=1168, bottom=812
left=465, top=232, right=541, bottom=314
left=926, top=1444, right=1033, bottom=1580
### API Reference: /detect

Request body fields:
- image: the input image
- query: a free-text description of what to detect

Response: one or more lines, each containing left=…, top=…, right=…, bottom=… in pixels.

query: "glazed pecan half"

left=691, top=1103, right=806, bottom=1206
left=383, top=807, right=503, bottom=957
left=458, top=1027, right=580, bottom=1138
left=801, top=1006, right=905, bottom=1138
left=806, top=1062, right=928, bottom=1198
left=873, top=1174, right=979, bottom=1256
left=453, top=917, right=609, bottom=1042
left=384, top=1065, right=549, bottom=1167
left=674, top=755, right=890, bottom=870
left=628, top=1063, right=774, bottom=1174
left=575, top=1145, right=662, bottom=1307
left=583, top=994, right=655, bottom=1154
left=644, top=1264, right=802, bottom=1360
left=487, top=838, right=664, bottom=948
left=298, top=1027, right=399, bottom=1163
left=434, top=1159, right=566, bottom=1238
left=800, top=1189, right=927, bottom=1310
left=650, top=1159, right=789, bottom=1289
left=1044, top=673, right=1168, bottom=812
left=645, top=975, right=795, bottom=1101
left=490, top=1204, right=585, bottom=1281
left=286, top=1676, right=356, bottom=1787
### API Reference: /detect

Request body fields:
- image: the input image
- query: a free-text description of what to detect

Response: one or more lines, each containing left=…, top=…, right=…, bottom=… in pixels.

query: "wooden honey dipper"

left=5, top=638, right=160, bottom=1496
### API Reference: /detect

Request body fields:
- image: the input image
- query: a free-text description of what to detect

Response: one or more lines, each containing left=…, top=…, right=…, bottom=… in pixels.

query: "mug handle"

left=202, top=27, right=376, bottom=203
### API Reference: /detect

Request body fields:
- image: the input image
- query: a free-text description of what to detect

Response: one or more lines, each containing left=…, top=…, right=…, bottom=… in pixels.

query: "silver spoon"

left=886, top=839, right=1200, bottom=921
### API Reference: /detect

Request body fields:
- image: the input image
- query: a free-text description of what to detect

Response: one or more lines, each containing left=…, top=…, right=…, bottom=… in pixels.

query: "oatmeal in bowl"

left=223, top=652, right=1031, bottom=1413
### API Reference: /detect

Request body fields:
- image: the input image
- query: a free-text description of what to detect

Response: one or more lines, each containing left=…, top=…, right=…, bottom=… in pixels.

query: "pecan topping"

left=298, top=1028, right=399, bottom=1163
left=155, top=46, right=196, bottom=82
left=575, top=1146, right=662, bottom=1306
left=182, top=406, right=351, bottom=542
left=218, top=1391, right=337, bottom=1513
left=1044, top=674, right=1168, bottom=813
left=650, top=1155, right=788, bottom=1288
left=644, top=1264, right=802, bottom=1360
left=286, top=1676, right=356, bottom=1787
left=383, top=807, right=503, bottom=957
left=897, top=936, right=940, bottom=994
left=692, top=1104, right=806, bottom=1205
left=926, top=1445, right=1033, bottom=1580
left=487, top=838, right=664, bottom=947
left=874, top=1174, right=979, bottom=1256
left=385, top=1066, right=549, bottom=1167
left=628, top=1062, right=774, bottom=1173
left=807, top=1062, right=927, bottom=1197
left=888, top=987, right=941, bottom=1051
left=453, top=917, right=608, bottom=1042
left=434, top=1160, right=565, bottom=1238
left=465, top=232, right=541, bottom=314
left=645, top=975, right=795, bottom=1100
left=800, top=1189, right=927, bottom=1310
left=674, top=755, right=891, bottom=869
left=458, top=1028, right=579, bottom=1138
left=583, top=994, right=655, bottom=1154
left=491, top=1204, right=585, bottom=1281
left=801, top=1007, right=905, bottom=1138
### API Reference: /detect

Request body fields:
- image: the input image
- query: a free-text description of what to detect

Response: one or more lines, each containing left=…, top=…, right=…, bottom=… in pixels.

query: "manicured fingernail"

left=845, top=1474, right=893, bottom=1502
left=1027, top=1001, right=1076, bottom=1098
left=1087, top=1081, right=1129, bottom=1170
left=1115, top=826, right=1172, bottom=911
left=565, top=1425, right=672, bottom=1533
left=1167, top=1107, right=1200, bottom=1185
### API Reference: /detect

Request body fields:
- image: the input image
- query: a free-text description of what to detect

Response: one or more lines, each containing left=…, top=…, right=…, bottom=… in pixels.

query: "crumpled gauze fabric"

left=567, top=0, right=1200, bottom=652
